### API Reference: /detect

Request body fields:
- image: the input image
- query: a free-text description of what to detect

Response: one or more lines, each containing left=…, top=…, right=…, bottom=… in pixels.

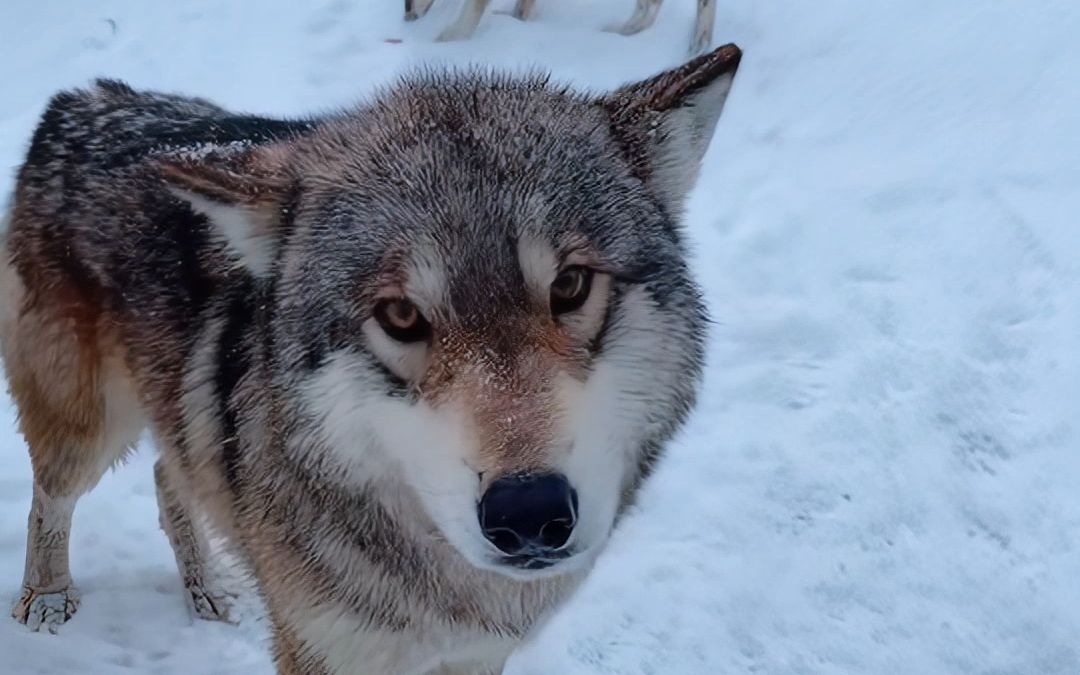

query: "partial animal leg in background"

left=690, top=0, right=716, bottom=55
left=604, top=0, right=662, bottom=36
left=436, top=0, right=493, bottom=41
left=495, top=0, right=536, bottom=21
left=405, top=0, right=436, bottom=21
left=154, top=459, right=232, bottom=622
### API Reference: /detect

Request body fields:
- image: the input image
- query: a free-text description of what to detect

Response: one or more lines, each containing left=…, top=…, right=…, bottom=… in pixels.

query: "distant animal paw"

left=603, top=10, right=657, bottom=36
left=689, top=26, right=712, bottom=56
left=404, top=0, right=434, bottom=22
left=11, top=586, right=80, bottom=633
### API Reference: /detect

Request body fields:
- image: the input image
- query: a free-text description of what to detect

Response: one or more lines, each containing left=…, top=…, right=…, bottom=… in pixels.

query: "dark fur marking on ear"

left=145, top=190, right=218, bottom=315
left=96, top=189, right=218, bottom=322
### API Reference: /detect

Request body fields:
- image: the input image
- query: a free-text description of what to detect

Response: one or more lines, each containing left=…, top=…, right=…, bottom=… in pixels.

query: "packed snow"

left=2, top=0, right=1079, bottom=673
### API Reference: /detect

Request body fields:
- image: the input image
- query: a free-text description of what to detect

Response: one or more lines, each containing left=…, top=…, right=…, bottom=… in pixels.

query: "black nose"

left=478, top=473, right=578, bottom=555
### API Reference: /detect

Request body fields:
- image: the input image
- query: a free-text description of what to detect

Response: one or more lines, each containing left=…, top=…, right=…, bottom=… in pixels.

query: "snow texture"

left=2, top=0, right=1079, bottom=673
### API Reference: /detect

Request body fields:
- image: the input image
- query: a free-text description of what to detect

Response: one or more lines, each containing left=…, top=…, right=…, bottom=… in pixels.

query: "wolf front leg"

left=3, top=247, right=146, bottom=632
left=12, top=487, right=79, bottom=633
left=154, top=460, right=232, bottom=622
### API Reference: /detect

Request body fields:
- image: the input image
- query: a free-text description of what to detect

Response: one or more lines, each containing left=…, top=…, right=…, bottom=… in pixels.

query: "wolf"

left=405, top=0, right=717, bottom=56
left=2, top=43, right=741, bottom=673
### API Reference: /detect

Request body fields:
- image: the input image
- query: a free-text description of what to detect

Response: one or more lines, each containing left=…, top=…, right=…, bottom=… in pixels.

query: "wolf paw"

left=11, top=586, right=80, bottom=633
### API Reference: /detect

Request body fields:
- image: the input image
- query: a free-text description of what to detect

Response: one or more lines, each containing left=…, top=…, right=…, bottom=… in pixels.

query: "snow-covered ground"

left=2, top=0, right=1079, bottom=673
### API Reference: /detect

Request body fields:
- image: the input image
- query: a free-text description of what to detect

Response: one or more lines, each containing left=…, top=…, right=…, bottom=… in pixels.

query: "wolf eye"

left=373, top=298, right=431, bottom=343
left=550, top=266, right=594, bottom=315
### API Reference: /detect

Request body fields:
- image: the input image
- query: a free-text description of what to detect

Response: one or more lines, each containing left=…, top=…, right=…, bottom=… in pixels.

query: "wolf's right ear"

left=602, top=43, right=742, bottom=214
left=159, top=145, right=293, bottom=277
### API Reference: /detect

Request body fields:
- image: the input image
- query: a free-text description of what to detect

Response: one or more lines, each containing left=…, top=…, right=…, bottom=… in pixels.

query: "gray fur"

left=3, top=45, right=741, bottom=673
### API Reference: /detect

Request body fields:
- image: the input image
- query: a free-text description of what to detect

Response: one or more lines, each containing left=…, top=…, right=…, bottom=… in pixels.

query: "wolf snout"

left=478, top=473, right=578, bottom=559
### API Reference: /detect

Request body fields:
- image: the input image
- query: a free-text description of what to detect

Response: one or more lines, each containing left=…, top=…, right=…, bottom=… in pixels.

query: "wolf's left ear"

left=602, top=43, right=742, bottom=213
left=159, top=145, right=293, bottom=277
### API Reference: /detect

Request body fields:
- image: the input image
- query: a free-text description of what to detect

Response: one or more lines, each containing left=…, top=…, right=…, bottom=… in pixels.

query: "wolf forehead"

left=151, top=70, right=686, bottom=304
left=283, top=70, right=675, bottom=254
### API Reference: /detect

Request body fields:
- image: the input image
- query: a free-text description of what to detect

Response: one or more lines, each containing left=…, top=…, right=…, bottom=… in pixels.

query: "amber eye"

left=550, top=266, right=594, bottom=316
left=373, top=298, right=431, bottom=343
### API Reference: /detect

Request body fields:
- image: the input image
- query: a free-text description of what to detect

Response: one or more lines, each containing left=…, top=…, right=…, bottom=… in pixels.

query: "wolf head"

left=163, top=45, right=741, bottom=580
